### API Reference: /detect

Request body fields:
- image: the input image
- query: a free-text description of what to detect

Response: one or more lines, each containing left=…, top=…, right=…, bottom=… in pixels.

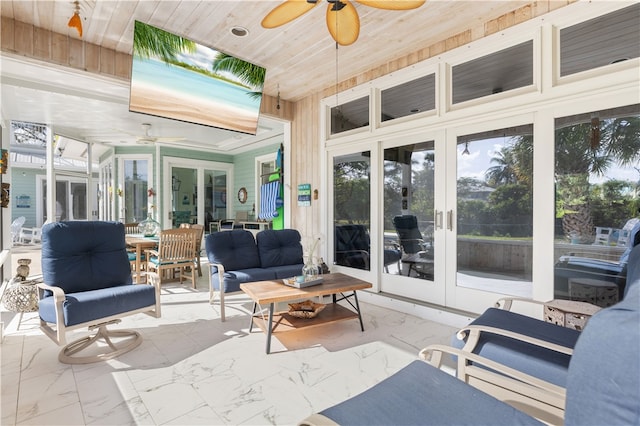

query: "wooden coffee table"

left=240, top=273, right=372, bottom=353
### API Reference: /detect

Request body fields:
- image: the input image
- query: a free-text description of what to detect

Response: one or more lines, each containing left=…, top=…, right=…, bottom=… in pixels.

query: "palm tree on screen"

left=211, top=53, right=265, bottom=98
left=132, top=21, right=196, bottom=61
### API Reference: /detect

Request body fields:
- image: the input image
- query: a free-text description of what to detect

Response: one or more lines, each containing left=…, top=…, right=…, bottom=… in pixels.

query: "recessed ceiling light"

left=230, top=26, right=249, bottom=37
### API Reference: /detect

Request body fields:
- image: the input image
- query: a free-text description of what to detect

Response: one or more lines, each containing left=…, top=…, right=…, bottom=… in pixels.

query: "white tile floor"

left=1, top=271, right=458, bottom=426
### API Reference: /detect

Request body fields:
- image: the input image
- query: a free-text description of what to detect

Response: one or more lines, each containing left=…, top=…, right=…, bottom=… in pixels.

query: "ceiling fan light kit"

left=262, top=0, right=426, bottom=46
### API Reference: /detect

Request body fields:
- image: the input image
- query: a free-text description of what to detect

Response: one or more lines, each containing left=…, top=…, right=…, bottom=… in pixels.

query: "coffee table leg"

left=249, top=302, right=257, bottom=332
left=353, top=291, right=365, bottom=331
left=266, top=302, right=274, bottom=354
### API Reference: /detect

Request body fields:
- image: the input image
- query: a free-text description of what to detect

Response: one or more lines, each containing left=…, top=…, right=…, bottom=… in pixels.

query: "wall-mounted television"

left=129, top=21, right=265, bottom=135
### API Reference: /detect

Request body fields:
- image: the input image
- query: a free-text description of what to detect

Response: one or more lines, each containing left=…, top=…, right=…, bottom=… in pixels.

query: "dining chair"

left=146, top=227, right=199, bottom=288
left=124, top=222, right=142, bottom=272
left=180, top=223, right=204, bottom=276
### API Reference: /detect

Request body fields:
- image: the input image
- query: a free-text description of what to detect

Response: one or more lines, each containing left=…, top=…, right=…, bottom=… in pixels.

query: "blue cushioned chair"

left=38, top=221, right=161, bottom=364
left=299, top=249, right=640, bottom=425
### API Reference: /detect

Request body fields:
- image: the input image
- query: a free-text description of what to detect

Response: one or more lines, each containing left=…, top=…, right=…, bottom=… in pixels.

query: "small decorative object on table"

left=138, top=213, right=160, bottom=237
left=15, top=258, right=31, bottom=280
left=288, top=299, right=325, bottom=319
left=283, top=275, right=324, bottom=288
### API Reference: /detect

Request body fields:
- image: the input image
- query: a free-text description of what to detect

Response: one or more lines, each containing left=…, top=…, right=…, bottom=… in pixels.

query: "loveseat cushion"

left=205, top=230, right=260, bottom=273
left=210, top=267, right=277, bottom=293
left=451, top=307, right=580, bottom=387
left=264, top=264, right=304, bottom=279
left=256, top=229, right=303, bottom=268
left=39, top=284, right=156, bottom=327
left=41, top=221, right=132, bottom=293
left=317, top=360, right=541, bottom=425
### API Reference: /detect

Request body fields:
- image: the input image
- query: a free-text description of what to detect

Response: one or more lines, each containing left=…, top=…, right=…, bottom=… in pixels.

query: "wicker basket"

left=288, top=300, right=325, bottom=319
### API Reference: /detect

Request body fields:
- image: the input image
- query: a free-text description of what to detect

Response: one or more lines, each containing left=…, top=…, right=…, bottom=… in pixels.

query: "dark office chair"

left=393, top=215, right=428, bottom=255
left=554, top=219, right=640, bottom=300
left=334, top=224, right=401, bottom=272
left=393, top=215, right=433, bottom=278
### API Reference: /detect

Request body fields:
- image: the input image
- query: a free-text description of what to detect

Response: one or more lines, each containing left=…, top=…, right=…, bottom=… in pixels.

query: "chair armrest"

left=495, top=297, right=548, bottom=311
left=139, top=272, right=161, bottom=318
left=209, top=262, right=228, bottom=320
left=144, top=249, right=159, bottom=258
left=36, top=282, right=67, bottom=344
left=419, top=343, right=566, bottom=402
left=454, top=324, right=574, bottom=356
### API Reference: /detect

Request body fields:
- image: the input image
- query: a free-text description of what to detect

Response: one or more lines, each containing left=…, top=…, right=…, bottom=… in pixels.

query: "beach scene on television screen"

left=130, top=21, right=265, bottom=135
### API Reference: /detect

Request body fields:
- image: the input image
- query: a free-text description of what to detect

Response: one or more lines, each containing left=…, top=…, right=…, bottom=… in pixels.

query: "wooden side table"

left=544, top=299, right=601, bottom=331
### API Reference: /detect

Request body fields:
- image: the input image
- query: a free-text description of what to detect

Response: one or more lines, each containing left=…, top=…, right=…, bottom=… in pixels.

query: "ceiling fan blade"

left=261, top=0, right=319, bottom=28
left=326, top=1, right=360, bottom=46
left=354, top=0, right=425, bottom=10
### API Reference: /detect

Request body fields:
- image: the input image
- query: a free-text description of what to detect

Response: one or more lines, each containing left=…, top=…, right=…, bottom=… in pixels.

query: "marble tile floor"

left=1, top=274, right=458, bottom=426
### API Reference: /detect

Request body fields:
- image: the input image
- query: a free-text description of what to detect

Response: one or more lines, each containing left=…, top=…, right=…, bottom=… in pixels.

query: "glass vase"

left=302, top=256, right=319, bottom=281
left=138, top=213, right=160, bottom=237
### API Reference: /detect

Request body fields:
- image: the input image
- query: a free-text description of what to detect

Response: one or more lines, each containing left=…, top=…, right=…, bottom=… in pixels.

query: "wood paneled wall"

left=289, top=1, right=572, bottom=240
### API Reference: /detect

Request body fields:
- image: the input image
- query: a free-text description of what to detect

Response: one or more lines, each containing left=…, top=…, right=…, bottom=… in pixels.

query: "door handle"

left=447, top=210, right=453, bottom=231
left=435, top=210, right=443, bottom=230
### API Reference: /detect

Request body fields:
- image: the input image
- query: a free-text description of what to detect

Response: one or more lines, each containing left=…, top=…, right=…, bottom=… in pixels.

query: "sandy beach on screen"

left=129, top=81, right=260, bottom=134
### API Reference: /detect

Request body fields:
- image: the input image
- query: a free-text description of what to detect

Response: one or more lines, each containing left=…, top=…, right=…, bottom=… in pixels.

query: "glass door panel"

left=455, top=126, right=534, bottom=298
left=205, top=169, right=228, bottom=233
left=333, top=152, right=371, bottom=271
left=383, top=141, right=435, bottom=279
left=122, top=159, right=149, bottom=223
left=171, top=167, right=197, bottom=228
left=553, top=105, right=639, bottom=303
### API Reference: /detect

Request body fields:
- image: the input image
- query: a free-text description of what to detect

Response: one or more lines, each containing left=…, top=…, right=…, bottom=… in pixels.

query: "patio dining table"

left=125, top=234, right=159, bottom=283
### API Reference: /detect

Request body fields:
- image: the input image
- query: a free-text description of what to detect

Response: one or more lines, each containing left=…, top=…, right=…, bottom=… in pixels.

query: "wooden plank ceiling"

left=0, top=0, right=536, bottom=102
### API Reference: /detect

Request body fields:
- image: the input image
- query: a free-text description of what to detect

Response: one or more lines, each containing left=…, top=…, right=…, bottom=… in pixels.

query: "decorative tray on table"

left=282, top=276, right=324, bottom=289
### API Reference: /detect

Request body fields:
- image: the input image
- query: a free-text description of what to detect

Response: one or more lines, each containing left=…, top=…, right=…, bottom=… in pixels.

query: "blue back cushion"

left=256, top=229, right=303, bottom=268
left=565, top=272, right=640, bottom=424
left=41, top=221, right=132, bottom=293
left=205, top=230, right=260, bottom=272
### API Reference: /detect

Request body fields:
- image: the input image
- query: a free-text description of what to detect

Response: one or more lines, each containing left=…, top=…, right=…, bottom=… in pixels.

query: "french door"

left=163, top=157, right=233, bottom=232
left=379, top=132, right=446, bottom=306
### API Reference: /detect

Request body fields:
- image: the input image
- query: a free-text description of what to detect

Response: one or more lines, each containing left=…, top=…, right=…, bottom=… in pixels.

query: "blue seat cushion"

left=320, top=360, right=541, bottom=425
left=384, top=248, right=401, bottom=266
left=128, top=252, right=145, bottom=261
left=256, top=229, right=303, bottom=268
left=210, top=268, right=277, bottom=293
left=451, top=307, right=580, bottom=387
left=264, top=264, right=304, bottom=279
left=148, top=256, right=191, bottom=266
left=205, top=230, right=260, bottom=273
left=39, top=284, right=156, bottom=327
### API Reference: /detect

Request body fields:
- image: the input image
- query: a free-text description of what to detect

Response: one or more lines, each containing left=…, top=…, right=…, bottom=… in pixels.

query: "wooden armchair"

left=179, top=223, right=204, bottom=276
left=146, top=228, right=199, bottom=288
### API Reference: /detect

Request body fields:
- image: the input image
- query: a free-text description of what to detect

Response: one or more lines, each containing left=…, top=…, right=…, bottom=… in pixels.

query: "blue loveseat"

left=205, top=229, right=304, bottom=321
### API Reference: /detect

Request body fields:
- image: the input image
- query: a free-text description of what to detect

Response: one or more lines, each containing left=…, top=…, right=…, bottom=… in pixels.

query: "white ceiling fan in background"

left=131, top=123, right=186, bottom=144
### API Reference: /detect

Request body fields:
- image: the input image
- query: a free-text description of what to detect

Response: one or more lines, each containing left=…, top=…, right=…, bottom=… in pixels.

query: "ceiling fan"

left=262, top=0, right=426, bottom=46
left=133, top=123, right=186, bottom=144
